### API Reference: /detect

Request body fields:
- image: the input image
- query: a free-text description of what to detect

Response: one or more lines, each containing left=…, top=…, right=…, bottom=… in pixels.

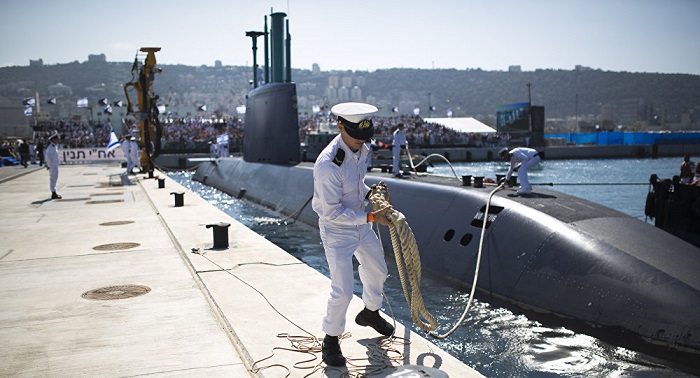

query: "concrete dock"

left=0, top=163, right=484, bottom=378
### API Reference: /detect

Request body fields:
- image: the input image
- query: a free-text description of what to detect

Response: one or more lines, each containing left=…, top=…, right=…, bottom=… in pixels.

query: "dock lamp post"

left=245, top=31, right=264, bottom=89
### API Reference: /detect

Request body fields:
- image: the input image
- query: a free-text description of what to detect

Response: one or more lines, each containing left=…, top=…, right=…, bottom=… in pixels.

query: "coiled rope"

left=369, top=181, right=438, bottom=333
left=369, top=179, right=506, bottom=339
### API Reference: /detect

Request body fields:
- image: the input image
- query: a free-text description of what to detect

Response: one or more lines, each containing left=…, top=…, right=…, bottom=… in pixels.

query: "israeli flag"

left=77, top=97, right=89, bottom=108
left=23, top=106, right=33, bottom=116
left=107, top=130, right=121, bottom=152
left=216, top=133, right=229, bottom=145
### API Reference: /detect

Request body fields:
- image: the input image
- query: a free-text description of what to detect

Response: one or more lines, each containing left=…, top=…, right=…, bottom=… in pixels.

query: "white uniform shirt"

left=505, top=147, right=538, bottom=180
left=312, top=134, right=371, bottom=226
left=46, top=142, right=60, bottom=168
left=393, top=128, right=407, bottom=148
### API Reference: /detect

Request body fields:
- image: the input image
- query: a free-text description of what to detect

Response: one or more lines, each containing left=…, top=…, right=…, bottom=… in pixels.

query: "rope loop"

left=369, top=179, right=506, bottom=338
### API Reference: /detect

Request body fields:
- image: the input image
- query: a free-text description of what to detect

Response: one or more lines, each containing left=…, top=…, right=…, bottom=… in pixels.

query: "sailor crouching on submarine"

left=499, top=146, right=544, bottom=194
left=311, top=102, right=394, bottom=367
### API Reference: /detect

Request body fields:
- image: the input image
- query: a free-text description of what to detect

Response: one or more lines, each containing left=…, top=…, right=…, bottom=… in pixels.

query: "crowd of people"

left=2, top=113, right=504, bottom=163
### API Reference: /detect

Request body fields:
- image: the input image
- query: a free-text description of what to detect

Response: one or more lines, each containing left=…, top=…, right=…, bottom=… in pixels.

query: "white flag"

left=77, top=97, right=88, bottom=108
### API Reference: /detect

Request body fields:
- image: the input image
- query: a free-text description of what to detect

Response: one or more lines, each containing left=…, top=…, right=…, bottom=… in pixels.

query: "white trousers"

left=517, top=155, right=541, bottom=191
left=392, top=146, right=401, bottom=174
left=125, top=154, right=133, bottom=173
left=319, top=221, right=388, bottom=336
left=49, top=166, right=59, bottom=193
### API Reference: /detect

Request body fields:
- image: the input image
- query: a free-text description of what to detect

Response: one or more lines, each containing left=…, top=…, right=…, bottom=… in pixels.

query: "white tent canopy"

left=424, top=117, right=497, bottom=133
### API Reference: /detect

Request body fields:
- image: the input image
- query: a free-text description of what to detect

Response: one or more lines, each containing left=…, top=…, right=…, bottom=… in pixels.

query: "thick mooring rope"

left=369, top=182, right=438, bottom=333
left=369, top=180, right=506, bottom=338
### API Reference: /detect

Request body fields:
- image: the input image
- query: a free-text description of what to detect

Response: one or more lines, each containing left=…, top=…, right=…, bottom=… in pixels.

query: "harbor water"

left=168, top=157, right=696, bottom=377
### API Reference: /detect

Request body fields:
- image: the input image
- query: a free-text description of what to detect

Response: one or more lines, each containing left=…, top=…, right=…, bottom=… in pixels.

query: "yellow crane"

left=123, top=47, right=162, bottom=174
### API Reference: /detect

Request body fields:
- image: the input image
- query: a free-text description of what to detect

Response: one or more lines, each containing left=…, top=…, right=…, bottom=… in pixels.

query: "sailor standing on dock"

left=312, top=102, right=395, bottom=367
left=392, top=123, right=408, bottom=177
left=499, top=146, right=543, bottom=194
left=45, top=131, right=61, bottom=199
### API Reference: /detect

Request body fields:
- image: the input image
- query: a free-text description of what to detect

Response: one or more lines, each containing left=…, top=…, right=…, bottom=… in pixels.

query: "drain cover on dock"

left=81, top=285, right=151, bottom=300
left=92, top=242, right=140, bottom=251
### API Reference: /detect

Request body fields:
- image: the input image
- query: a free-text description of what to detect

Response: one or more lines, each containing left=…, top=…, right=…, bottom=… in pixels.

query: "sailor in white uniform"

left=312, top=102, right=394, bottom=367
left=499, top=146, right=543, bottom=194
left=129, top=137, right=142, bottom=173
left=392, top=123, right=408, bottom=177
left=45, top=132, right=61, bottom=199
left=121, top=135, right=133, bottom=174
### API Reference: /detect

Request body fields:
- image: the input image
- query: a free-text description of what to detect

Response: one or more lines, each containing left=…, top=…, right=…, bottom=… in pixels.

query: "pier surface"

left=0, top=164, right=484, bottom=377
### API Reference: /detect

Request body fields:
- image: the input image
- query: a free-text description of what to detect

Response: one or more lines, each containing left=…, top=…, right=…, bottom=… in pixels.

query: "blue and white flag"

left=103, top=104, right=113, bottom=115
left=106, top=130, right=120, bottom=152
left=216, top=133, right=229, bottom=145
left=22, top=97, right=36, bottom=107
left=23, top=106, right=33, bottom=116
left=77, top=97, right=88, bottom=108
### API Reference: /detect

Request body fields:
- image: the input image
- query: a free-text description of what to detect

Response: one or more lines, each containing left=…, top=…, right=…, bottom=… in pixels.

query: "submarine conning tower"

left=243, top=11, right=300, bottom=165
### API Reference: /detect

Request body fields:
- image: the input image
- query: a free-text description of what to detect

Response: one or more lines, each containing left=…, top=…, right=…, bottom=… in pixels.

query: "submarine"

left=192, top=11, right=700, bottom=373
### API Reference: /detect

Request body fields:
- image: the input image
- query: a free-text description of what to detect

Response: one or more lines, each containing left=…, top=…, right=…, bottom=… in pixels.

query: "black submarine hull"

left=193, top=158, right=700, bottom=371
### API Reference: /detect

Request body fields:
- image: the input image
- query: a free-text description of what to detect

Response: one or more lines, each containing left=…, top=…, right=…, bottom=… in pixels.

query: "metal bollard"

left=496, top=174, right=505, bottom=183
left=206, top=222, right=231, bottom=249
left=158, top=178, right=165, bottom=189
left=170, top=192, right=185, bottom=207
left=461, top=175, right=472, bottom=186
left=508, top=176, right=518, bottom=187
left=473, top=176, right=484, bottom=188
left=148, top=170, right=155, bottom=179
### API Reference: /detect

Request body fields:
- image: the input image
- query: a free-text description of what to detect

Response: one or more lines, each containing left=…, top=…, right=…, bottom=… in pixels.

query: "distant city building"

left=341, top=76, right=352, bottom=88
left=312, top=63, right=320, bottom=75
left=328, top=76, right=339, bottom=88
left=87, top=54, right=106, bottom=63
left=215, top=60, right=222, bottom=68
left=618, top=98, right=645, bottom=124
left=29, top=59, right=43, bottom=67
left=508, top=65, right=521, bottom=72
left=350, top=86, right=362, bottom=102
left=337, top=86, right=349, bottom=102
left=326, top=86, right=337, bottom=103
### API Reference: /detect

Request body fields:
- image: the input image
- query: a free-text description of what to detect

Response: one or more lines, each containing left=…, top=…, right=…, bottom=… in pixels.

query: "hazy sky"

left=1, top=0, right=698, bottom=75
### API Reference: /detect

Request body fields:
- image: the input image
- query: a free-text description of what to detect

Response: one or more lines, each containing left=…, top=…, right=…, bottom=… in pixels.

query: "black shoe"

left=51, top=192, right=62, bottom=199
left=355, top=308, right=394, bottom=336
left=321, top=335, right=346, bottom=367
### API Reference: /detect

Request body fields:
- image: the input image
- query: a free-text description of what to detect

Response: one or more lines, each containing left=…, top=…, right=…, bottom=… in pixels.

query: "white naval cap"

left=331, top=102, right=378, bottom=140
left=331, top=102, right=378, bottom=123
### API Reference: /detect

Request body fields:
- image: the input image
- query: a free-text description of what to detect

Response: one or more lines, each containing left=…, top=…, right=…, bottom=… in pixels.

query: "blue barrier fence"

left=545, top=132, right=700, bottom=145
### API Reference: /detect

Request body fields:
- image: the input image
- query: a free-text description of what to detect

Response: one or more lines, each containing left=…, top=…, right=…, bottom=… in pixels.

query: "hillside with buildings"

left=1, top=57, right=699, bottom=134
